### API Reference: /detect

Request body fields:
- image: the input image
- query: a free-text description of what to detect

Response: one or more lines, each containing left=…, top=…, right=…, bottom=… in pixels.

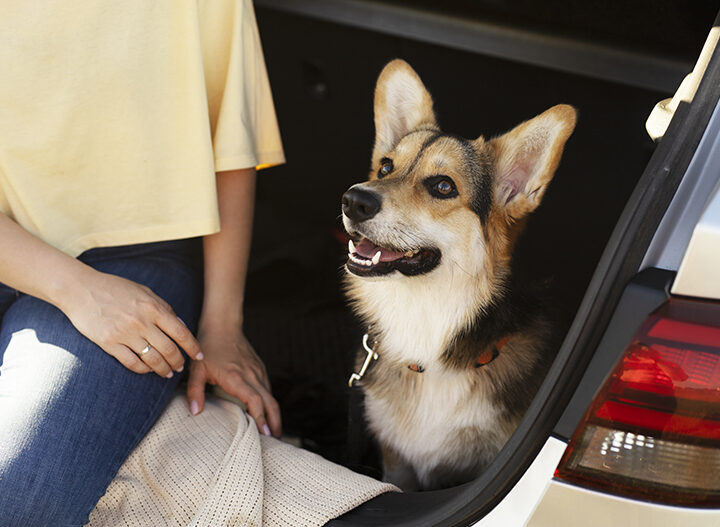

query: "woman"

left=0, top=1, right=284, bottom=525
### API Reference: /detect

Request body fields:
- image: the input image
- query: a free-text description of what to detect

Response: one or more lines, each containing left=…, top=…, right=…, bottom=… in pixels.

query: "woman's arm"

left=0, top=213, right=202, bottom=377
left=186, top=168, right=282, bottom=437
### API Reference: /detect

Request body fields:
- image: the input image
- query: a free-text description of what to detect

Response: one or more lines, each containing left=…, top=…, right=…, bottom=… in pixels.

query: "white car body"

left=473, top=92, right=720, bottom=527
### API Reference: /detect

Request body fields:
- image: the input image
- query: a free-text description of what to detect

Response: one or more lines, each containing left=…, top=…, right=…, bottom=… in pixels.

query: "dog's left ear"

left=489, top=104, right=576, bottom=219
left=372, top=59, right=437, bottom=164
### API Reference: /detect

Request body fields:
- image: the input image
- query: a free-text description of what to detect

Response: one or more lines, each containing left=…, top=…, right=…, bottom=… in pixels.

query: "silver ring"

left=139, top=344, right=151, bottom=356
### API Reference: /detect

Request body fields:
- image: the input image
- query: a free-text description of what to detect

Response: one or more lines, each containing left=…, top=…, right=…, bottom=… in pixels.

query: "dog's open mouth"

left=346, top=237, right=441, bottom=277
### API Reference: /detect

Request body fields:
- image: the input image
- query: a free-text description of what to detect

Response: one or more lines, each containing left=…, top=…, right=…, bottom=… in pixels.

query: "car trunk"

left=240, top=1, right=719, bottom=523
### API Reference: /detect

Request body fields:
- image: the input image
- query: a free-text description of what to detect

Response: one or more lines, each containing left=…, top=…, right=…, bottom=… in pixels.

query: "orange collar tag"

left=473, top=336, right=508, bottom=368
left=474, top=348, right=497, bottom=367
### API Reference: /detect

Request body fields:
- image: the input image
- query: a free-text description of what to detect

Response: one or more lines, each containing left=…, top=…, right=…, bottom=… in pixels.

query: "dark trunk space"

left=242, top=4, right=702, bottom=472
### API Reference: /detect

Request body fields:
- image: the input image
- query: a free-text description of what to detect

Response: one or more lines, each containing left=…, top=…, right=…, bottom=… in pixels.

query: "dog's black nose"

left=342, top=187, right=382, bottom=222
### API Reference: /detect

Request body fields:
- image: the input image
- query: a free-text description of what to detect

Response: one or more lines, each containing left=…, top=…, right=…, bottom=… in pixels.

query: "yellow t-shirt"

left=0, top=0, right=284, bottom=257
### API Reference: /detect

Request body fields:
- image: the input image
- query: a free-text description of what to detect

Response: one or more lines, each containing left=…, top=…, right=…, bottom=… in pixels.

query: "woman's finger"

left=155, top=309, right=204, bottom=360
left=222, top=371, right=272, bottom=437
left=186, top=362, right=208, bottom=416
left=258, top=388, right=282, bottom=437
left=109, top=344, right=152, bottom=374
left=235, top=365, right=279, bottom=434
left=128, top=339, right=174, bottom=378
left=144, top=326, right=185, bottom=372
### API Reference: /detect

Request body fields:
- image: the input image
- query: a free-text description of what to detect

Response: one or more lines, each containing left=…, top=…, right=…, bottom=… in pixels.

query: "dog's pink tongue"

left=355, top=239, right=405, bottom=262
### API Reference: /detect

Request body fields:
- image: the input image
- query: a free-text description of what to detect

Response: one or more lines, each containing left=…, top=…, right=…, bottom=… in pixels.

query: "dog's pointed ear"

left=373, top=60, right=437, bottom=163
left=489, top=104, right=576, bottom=219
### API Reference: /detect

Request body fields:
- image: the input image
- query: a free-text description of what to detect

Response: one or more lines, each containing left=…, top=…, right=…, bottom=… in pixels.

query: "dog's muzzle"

left=342, top=187, right=382, bottom=223
left=341, top=184, right=441, bottom=277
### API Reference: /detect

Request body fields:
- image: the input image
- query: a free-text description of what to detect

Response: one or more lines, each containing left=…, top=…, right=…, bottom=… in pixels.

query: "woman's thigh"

left=0, top=241, right=202, bottom=527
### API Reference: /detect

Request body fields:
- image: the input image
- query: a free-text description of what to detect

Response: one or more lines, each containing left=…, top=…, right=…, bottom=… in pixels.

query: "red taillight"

left=555, top=298, right=720, bottom=507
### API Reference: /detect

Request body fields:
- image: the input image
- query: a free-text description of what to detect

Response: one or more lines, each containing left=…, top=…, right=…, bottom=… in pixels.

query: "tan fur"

left=489, top=104, right=577, bottom=219
left=372, top=60, right=437, bottom=166
left=343, top=60, right=576, bottom=490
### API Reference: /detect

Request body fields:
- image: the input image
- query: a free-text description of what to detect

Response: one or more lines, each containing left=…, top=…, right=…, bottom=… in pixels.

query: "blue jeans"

left=0, top=239, right=203, bottom=527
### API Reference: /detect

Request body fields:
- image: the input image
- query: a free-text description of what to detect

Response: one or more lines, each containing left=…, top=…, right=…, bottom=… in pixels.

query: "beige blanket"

left=88, top=395, right=396, bottom=527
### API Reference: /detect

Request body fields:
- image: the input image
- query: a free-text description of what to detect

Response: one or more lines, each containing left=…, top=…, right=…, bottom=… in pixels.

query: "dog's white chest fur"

left=353, top=262, right=488, bottom=370
left=353, top=269, right=513, bottom=487
left=364, top=365, right=509, bottom=488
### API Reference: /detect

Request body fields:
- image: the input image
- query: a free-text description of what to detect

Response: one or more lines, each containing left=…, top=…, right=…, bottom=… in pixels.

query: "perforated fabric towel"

left=87, top=395, right=397, bottom=527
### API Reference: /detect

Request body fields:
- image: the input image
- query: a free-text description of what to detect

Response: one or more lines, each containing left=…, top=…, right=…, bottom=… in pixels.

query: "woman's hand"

left=186, top=326, right=281, bottom=437
left=0, top=214, right=202, bottom=377
left=61, top=269, right=203, bottom=377
left=189, top=168, right=281, bottom=436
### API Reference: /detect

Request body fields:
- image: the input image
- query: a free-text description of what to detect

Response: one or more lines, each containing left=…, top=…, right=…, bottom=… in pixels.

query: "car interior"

left=239, top=0, right=720, bottom=523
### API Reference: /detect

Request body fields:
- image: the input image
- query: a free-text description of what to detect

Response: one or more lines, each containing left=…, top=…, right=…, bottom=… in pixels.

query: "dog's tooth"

left=348, top=240, right=356, bottom=254
left=371, top=251, right=381, bottom=265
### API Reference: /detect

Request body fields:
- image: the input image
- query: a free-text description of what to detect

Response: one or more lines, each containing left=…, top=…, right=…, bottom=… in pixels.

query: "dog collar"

left=348, top=333, right=509, bottom=384
left=408, top=336, right=509, bottom=373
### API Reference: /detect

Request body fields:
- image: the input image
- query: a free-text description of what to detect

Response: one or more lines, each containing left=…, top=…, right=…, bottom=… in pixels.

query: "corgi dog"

left=341, top=59, right=576, bottom=491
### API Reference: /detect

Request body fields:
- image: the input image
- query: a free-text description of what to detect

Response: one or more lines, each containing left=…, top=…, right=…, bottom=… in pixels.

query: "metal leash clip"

left=348, top=333, right=378, bottom=387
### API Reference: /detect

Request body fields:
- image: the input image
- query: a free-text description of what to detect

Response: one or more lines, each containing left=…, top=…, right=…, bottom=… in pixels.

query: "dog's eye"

left=436, top=181, right=453, bottom=194
left=424, top=176, right=458, bottom=199
left=378, top=158, right=393, bottom=179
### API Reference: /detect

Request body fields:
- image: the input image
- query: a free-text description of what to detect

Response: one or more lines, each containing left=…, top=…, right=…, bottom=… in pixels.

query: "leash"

left=348, top=332, right=508, bottom=385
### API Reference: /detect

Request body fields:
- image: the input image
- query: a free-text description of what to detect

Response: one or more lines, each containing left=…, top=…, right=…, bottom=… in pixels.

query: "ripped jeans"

left=0, top=239, right=203, bottom=527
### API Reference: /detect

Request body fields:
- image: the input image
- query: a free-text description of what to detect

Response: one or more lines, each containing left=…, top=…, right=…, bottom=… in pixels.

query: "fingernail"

left=177, top=316, right=187, bottom=326
left=196, top=352, right=204, bottom=360
left=176, top=364, right=184, bottom=373
left=190, top=400, right=199, bottom=415
left=165, top=372, right=174, bottom=379
left=262, top=424, right=272, bottom=437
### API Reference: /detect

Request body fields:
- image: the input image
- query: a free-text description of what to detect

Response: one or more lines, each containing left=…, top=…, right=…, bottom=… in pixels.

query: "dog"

left=341, top=59, right=576, bottom=491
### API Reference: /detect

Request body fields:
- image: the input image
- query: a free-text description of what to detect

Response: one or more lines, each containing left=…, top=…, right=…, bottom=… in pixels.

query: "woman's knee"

left=0, top=337, right=101, bottom=526
left=0, top=295, right=181, bottom=526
